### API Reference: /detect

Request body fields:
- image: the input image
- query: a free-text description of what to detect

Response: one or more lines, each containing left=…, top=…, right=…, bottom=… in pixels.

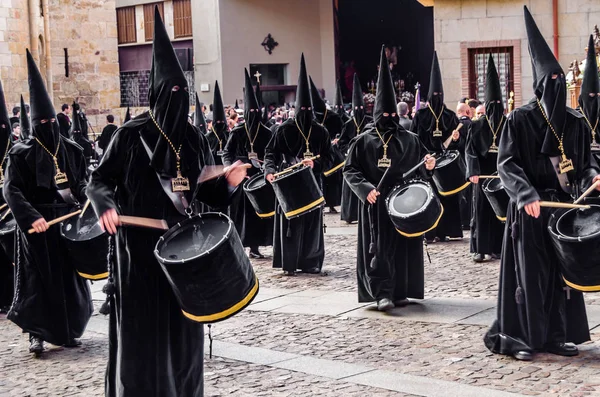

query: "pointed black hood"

left=525, top=5, right=566, bottom=155
left=295, top=53, right=313, bottom=129
left=0, top=79, right=10, bottom=161
left=148, top=5, right=190, bottom=176
left=427, top=51, right=444, bottom=113
left=580, top=34, right=599, bottom=134
left=19, top=95, right=31, bottom=140
left=70, top=102, right=83, bottom=136
left=351, top=73, right=366, bottom=124
left=234, top=99, right=239, bottom=109
left=485, top=54, right=504, bottom=127
left=374, top=45, right=398, bottom=130
left=212, top=80, right=228, bottom=137
left=309, top=76, right=327, bottom=115
left=193, top=93, right=206, bottom=133
left=124, top=106, right=131, bottom=123
left=334, top=80, right=344, bottom=115
left=244, top=68, right=260, bottom=128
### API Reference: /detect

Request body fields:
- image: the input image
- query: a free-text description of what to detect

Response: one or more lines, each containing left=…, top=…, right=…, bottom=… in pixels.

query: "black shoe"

left=329, top=207, right=338, bottom=214
left=491, top=253, right=501, bottom=260
left=64, top=339, right=82, bottom=348
left=545, top=342, right=578, bottom=357
left=377, top=298, right=395, bottom=312
left=301, top=267, right=321, bottom=274
left=513, top=350, right=533, bottom=361
left=472, top=253, right=485, bottom=263
left=249, top=250, right=264, bottom=259
left=283, top=270, right=296, bottom=276
left=394, top=299, right=410, bottom=307
left=29, top=335, right=44, bottom=354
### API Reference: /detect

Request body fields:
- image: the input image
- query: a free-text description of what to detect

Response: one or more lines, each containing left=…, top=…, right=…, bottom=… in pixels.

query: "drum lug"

left=185, top=207, right=193, bottom=218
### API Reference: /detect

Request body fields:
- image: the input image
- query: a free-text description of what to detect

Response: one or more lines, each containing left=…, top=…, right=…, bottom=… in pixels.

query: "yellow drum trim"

left=563, top=277, right=600, bottom=292
left=77, top=271, right=109, bottom=280
left=395, top=204, right=445, bottom=238
left=439, top=181, right=471, bottom=196
left=497, top=215, right=507, bottom=222
left=182, top=276, right=259, bottom=323
left=323, top=162, right=345, bottom=177
left=285, top=196, right=325, bottom=218
left=256, top=211, right=275, bottom=219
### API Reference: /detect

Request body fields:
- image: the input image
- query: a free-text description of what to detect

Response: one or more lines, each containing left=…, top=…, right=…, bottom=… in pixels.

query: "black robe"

left=484, top=101, right=598, bottom=356
left=72, top=133, right=97, bottom=170
left=205, top=127, right=228, bottom=166
left=264, top=118, right=332, bottom=272
left=465, top=116, right=504, bottom=255
left=223, top=122, right=274, bottom=248
left=0, top=140, right=14, bottom=310
left=4, top=137, right=92, bottom=345
left=57, top=112, right=71, bottom=139
left=339, top=116, right=372, bottom=223
left=98, top=124, right=118, bottom=151
left=318, top=111, right=344, bottom=208
left=458, top=116, right=473, bottom=230
left=343, top=126, right=427, bottom=302
left=87, top=114, right=231, bottom=397
left=411, top=107, right=463, bottom=239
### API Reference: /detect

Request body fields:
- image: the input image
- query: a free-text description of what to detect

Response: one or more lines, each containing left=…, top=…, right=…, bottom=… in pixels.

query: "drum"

left=548, top=199, right=600, bottom=292
left=243, top=173, right=276, bottom=218
left=432, top=150, right=470, bottom=196
left=386, top=180, right=443, bottom=237
left=0, top=211, right=16, bottom=262
left=323, top=146, right=345, bottom=177
left=272, top=166, right=324, bottom=219
left=154, top=212, right=259, bottom=323
left=60, top=208, right=109, bottom=280
left=482, top=176, right=510, bottom=222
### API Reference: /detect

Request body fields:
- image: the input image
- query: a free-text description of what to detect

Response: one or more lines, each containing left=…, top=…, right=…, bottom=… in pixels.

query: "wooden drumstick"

left=119, top=215, right=169, bottom=230
left=79, top=199, right=91, bottom=218
left=0, top=203, right=7, bottom=212
left=273, top=155, right=321, bottom=178
left=28, top=209, right=82, bottom=234
left=198, top=162, right=253, bottom=184
left=478, top=175, right=501, bottom=179
left=574, top=180, right=600, bottom=204
left=443, top=123, right=464, bottom=149
left=0, top=209, right=10, bottom=222
left=539, top=201, right=590, bottom=209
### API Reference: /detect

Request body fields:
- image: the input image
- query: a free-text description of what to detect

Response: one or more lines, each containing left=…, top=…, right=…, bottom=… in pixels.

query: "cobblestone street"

left=2, top=212, right=600, bottom=396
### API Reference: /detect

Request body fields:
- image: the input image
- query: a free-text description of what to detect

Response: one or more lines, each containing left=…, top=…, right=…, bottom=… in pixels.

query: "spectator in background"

left=98, top=114, right=118, bottom=151
left=396, top=101, right=412, bottom=130
left=468, top=99, right=480, bottom=119
left=207, top=104, right=214, bottom=121
left=56, top=103, right=71, bottom=138
left=11, top=122, right=20, bottom=142
left=10, top=106, right=19, bottom=126
left=475, top=104, right=486, bottom=119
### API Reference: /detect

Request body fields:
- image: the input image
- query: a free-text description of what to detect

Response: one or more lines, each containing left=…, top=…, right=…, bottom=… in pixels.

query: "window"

left=468, top=47, right=514, bottom=106
left=117, top=7, right=137, bottom=44
left=173, top=0, right=192, bottom=38
left=144, top=2, right=165, bottom=42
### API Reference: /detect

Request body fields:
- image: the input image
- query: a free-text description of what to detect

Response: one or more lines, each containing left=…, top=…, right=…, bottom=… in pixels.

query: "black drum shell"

left=432, top=150, right=470, bottom=196
left=60, top=211, right=109, bottom=280
left=323, top=146, right=346, bottom=177
left=482, top=176, right=510, bottom=222
left=243, top=173, right=276, bottom=218
left=272, top=166, right=324, bottom=219
left=548, top=203, right=600, bottom=292
left=0, top=212, right=16, bottom=262
left=386, top=180, right=443, bottom=237
left=154, top=213, right=259, bottom=323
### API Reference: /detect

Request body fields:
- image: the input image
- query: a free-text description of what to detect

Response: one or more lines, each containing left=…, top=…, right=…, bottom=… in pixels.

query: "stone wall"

left=434, top=0, right=600, bottom=106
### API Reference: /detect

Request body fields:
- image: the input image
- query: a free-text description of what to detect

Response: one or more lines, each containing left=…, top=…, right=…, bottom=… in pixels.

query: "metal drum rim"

left=243, top=173, right=267, bottom=192
left=60, top=217, right=106, bottom=243
left=272, top=165, right=309, bottom=182
left=481, top=176, right=504, bottom=194
left=433, top=150, right=459, bottom=170
left=552, top=204, right=600, bottom=242
left=386, top=181, right=434, bottom=219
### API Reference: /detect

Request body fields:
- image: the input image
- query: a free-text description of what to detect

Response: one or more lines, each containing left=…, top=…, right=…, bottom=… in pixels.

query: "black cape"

left=0, top=139, right=13, bottom=310
left=484, top=101, right=598, bottom=355
left=205, top=127, right=229, bottom=166
left=223, top=122, right=274, bottom=248
left=343, top=126, right=427, bottom=302
left=339, top=116, right=372, bottom=223
left=318, top=111, right=344, bottom=208
left=465, top=116, right=504, bottom=255
left=264, top=118, right=332, bottom=271
left=98, top=124, right=118, bottom=151
left=411, top=107, right=463, bottom=239
left=57, top=112, right=71, bottom=139
left=87, top=114, right=231, bottom=397
left=4, top=136, right=92, bottom=345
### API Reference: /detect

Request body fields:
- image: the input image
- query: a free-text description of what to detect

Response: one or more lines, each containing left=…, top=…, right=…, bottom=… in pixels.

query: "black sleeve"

left=264, top=131, right=282, bottom=176
left=222, top=130, right=238, bottom=167
left=195, top=133, right=231, bottom=208
left=3, top=154, right=43, bottom=230
left=465, top=123, right=480, bottom=179
left=446, top=114, right=462, bottom=151
left=343, top=137, right=374, bottom=204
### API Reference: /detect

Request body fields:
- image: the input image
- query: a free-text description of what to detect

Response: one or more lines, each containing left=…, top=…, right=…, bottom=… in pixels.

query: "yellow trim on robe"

left=256, top=211, right=275, bottom=219
left=497, top=215, right=507, bottom=222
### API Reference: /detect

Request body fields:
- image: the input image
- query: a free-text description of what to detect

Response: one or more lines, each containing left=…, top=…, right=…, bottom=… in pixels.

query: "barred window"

left=468, top=47, right=514, bottom=106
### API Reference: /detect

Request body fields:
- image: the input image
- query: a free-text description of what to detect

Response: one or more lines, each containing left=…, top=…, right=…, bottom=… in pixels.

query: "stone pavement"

left=2, top=211, right=600, bottom=396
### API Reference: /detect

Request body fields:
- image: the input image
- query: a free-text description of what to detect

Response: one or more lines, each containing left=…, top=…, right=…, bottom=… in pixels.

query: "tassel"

left=99, top=299, right=110, bottom=315
left=511, top=221, right=518, bottom=239
left=423, top=237, right=432, bottom=264
left=515, top=286, right=524, bottom=304
left=207, top=324, right=213, bottom=359
left=100, top=235, right=116, bottom=316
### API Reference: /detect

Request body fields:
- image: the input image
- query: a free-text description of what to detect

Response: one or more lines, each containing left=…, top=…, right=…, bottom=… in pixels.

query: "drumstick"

left=443, top=123, right=464, bottom=149
left=574, top=180, right=600, bottom=204
left=539, top=201, right=590, bottom=209
left=0, top=203, right=7, bottom=212
left=478, top=175, right=501, bottom=179
left=79, top=199, right=91, bottom=218
left=273, top=155, right=321, bottom=178
left=198, top=162, right=253, bottom=184
left=119, top=215, right=169, bottom=230
left=28, top=209, right=82, bottom=234
left=402, top=154, right=438, bottom=180
left=0, top=209, right=10, bottom=222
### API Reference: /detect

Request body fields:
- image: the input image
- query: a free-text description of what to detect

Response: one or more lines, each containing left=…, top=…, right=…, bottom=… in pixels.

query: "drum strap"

left=57, top=188, right=79, bottom=205
left=549, top=156, right=573, bottom=195
left=139, top=133, right=190, bottom=216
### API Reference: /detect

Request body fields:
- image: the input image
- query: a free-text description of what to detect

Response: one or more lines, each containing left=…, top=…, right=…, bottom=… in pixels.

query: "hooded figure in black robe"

left=205, top=81, right=228, bottom=166
left=344, top=46, right=432, bottom=311
left=19, top=95, right=31, bottom=141
left=5, top=49, right=92, bottom=354
left=310, top=76, right=343, bottom=211
left=411, top=52, right=463, bottom=241
left=0, top=79, right=14, bottom=312
left=334, top=80, right=350, bottom=124
left=87, top=9, right=245, bottom=397
left=224, top=69, right=274, bottom=257
left=465, top=54, right=505, bottom=261
left=264, top=54, right=332, bottom=275
left=70, top=102, right=97, bottom=169
left=579, top=35, right=600, bottom=163
left=194, top=94, right=207, bottom=134
left=339, top=74, right=372, bottom=223
left=483, top=6, right=600, bottom=361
